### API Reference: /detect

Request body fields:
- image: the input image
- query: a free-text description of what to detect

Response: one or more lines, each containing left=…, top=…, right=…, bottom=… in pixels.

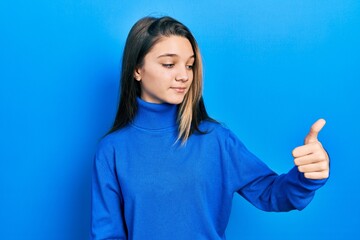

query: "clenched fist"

left=292, top=119, right=330, bottom=180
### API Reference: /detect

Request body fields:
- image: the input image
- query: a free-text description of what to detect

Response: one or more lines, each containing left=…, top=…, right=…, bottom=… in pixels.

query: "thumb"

left=305, top=118, right=326, bottom=144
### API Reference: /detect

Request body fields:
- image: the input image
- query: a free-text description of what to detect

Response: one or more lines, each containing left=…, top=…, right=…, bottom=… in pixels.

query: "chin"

left=166, top=96, right=186, bottom=105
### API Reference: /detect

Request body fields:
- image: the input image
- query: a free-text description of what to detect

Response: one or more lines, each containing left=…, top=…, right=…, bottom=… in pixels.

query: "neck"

left=132, top=97, right=178, bottom=130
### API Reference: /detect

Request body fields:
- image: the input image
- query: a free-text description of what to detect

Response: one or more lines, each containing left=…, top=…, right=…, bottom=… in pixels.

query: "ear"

left=133, top=67, right=142, bottom=81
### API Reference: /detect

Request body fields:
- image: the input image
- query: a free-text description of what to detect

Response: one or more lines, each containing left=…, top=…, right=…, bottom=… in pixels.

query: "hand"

left=292, top=119, right=330, bottom=180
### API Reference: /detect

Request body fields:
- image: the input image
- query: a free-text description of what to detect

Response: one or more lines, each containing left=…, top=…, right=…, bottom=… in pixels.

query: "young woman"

left=91, top=16, right=329, bottom=240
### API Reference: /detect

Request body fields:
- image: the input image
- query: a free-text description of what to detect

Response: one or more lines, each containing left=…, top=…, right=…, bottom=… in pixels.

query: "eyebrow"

left=157, top=53, right=195, bottom=59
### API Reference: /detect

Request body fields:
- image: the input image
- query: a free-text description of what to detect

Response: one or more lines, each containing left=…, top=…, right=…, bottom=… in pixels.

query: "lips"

left=170, top=87, right=187, bottom=93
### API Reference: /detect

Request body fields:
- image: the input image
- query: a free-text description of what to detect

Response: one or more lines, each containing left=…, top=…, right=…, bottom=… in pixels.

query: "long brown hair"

left=108, top=16, right=213, bottom=142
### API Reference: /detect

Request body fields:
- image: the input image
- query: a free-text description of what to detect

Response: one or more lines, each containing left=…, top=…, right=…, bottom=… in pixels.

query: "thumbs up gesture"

left=292, top=119, right=330, bottom=180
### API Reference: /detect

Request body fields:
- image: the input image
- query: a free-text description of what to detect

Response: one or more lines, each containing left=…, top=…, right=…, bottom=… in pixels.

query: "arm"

left=225, top=119, right=329, bottom=212
left=91, top=141, right=127, bottom=240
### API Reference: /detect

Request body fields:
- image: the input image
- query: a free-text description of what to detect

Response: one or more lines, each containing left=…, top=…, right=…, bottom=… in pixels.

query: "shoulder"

left=195, top=120, right=233, bottom=145
left=198, top=120, right=246, bottom=148
left=93, top=128, right=133, bottom=171
left=95, top=126, right=132, bottom=156
left=198, top=119, right=232, bottom=137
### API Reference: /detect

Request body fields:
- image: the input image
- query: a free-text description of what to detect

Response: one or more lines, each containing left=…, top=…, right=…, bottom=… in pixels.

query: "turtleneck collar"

left=131, top=97, right=178, bottom=131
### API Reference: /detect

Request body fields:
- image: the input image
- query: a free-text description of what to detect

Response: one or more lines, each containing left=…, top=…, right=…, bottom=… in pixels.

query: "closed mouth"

left=170, top=87, right=187, bottom=93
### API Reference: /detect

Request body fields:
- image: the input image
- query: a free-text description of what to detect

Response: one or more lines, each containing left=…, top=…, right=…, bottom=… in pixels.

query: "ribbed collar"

left=131, top=97, right=178, bottom=131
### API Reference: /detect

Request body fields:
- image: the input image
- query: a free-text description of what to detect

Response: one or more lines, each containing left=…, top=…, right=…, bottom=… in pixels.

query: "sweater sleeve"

left=91, top=140, right=127, bottom=239
left=225, top=129, right=327, bottom=212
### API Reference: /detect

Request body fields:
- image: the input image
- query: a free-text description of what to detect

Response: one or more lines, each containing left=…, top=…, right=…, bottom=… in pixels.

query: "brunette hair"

left=107, top=16, right=213, bottom=142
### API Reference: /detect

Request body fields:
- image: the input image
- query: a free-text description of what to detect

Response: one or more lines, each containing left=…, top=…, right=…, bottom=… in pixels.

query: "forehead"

left=149, top=36, right=194, bottom=58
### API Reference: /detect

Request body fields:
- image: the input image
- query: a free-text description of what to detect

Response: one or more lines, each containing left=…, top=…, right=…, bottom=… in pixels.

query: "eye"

left=162, top=63, right=174, bottom=68
left=186, top=65, right=194, bottom=70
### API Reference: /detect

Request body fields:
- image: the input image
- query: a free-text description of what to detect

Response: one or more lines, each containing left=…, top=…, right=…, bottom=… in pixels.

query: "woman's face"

left=134, top=35, right=194, bottom=104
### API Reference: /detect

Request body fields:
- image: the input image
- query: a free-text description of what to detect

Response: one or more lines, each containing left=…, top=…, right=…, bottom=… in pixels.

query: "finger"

left=304, top=171, right=329, bottom=180
left=294, top=152, right=326, bottom=166
left=292, top=141, right=323, bottom=158
left=297, top=161, right=329, bottom=173
left=305, top=118, right=326, bottom=144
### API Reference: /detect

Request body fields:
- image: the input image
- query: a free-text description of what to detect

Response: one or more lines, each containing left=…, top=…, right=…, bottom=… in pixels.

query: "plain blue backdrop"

left=1, top=0, right=359, bottom=239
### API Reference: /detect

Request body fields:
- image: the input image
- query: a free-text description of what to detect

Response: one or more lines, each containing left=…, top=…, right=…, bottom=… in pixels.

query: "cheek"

left=189, top=72, right=194, bottom=84
left=144, top=66, right=173, bottom=82
left=142, top=69, right=172, bottom=90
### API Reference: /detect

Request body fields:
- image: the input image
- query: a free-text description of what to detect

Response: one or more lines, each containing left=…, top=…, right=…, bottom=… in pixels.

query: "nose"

left=175, top=66, right=190, bottom=82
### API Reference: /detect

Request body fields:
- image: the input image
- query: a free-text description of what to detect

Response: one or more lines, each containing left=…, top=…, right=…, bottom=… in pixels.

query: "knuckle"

left=315, top=152, right=326, bottom=161
left=318, top=163, right=325, bottom=171
left=318, top=162, right=326, bottom=171
left=320, top=153, right=327, bottom=161
left=313, top=141, right=321, bottom=149
left=294, top=158, right=300, bottom=166
left=316, top=141, right=323, bottom=149
left=322, top=162, right=329, bottom=170
left=304, top=172, right=312, bottom=179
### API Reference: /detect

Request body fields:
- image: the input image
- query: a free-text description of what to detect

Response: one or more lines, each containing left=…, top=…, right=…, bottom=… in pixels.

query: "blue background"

left=1, top=0, right=359, bottom=239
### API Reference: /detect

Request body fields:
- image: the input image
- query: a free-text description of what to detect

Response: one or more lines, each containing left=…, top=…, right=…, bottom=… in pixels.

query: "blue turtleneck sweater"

left=91, top=98, right=326, bottom=240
